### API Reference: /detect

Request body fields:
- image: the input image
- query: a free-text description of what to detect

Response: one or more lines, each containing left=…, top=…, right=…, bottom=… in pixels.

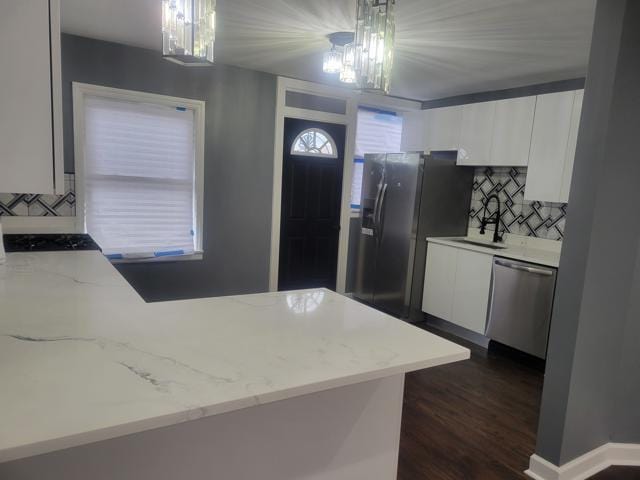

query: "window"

left=291, top=128, right=338, bottom=158
left=74, top=84, right=204, bottom=260
left=351, top=108, right=403, bottom=209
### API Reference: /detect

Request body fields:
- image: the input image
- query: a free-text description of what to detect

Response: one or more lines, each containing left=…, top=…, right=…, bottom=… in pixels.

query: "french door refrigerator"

left=353, top=152, right=473, bottom=320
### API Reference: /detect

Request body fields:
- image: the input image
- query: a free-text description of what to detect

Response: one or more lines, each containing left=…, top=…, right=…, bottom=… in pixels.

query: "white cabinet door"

left=424, top=106, right=463, bottom=152
left=451, top=249, right=493, bottom=334
left=559, top=90, right=584, bottom=203
left=457, top=101, right=496, bottom=165
left=422, top=243, right=457, bottom=320
left=490, top=96, right=536, bottom=167
left=400, top=110, right=425, bottom=152
left=524, top=91, right=576, bottom=202
left=0, top=0, right=62, bottom=195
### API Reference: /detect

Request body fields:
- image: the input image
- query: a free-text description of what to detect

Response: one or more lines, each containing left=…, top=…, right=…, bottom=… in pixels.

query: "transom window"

left=291, top=128, right=338, bottom=158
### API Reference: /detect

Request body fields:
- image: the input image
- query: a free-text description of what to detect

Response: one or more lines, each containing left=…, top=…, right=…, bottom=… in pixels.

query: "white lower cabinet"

left=450, top=249, right=493, bottom=334
left=422, top=243, right=493, bottom=335
left=422, top=243, right=457, bottom=320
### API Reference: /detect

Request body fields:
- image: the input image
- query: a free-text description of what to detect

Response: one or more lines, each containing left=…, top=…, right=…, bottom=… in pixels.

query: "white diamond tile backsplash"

left=0, top=174, right=76, bottom=217
left=470, top=167, right=567, bottom=241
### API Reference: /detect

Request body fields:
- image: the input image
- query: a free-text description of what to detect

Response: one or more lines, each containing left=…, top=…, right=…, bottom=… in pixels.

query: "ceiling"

left=60, top=0, right=597, bottom=101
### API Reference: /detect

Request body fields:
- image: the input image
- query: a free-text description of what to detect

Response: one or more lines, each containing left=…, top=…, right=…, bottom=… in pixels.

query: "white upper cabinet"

left=400, top=110, right=426, bottom=152
left=457, top=101, right=496, bottom=165
left=525, top=90, right=581, bottom=203
left=490, top=96, right=536, bottom=167
left=559, top=90, right=584, bottom=203
left=424, top=106, right=463, bottom=152
left=0, top=0, right=63, bottom=195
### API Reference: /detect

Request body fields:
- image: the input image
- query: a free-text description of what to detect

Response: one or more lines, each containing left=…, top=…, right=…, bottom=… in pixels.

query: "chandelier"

left=353, top=0, right=396, bottom=94
left=323, top=1, right=396, bottom=94
left=322, top=32, right=356, bottom=82
left=162, top=0, right=216, bottom=65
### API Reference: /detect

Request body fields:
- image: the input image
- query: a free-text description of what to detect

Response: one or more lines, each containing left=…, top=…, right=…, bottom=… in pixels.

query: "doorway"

left=278, top=118, right=346, bottom=291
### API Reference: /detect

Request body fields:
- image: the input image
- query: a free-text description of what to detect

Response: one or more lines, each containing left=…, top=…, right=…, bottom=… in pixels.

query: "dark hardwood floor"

left=397, top=323, right=640, bottom=480
left=397, top=323, right=544, bottom=479
left=590, top=467, right=640, bottom=479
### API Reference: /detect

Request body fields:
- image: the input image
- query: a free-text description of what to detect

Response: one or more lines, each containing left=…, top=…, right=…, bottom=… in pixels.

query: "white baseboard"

left=526, top=443, right=640, bottom=480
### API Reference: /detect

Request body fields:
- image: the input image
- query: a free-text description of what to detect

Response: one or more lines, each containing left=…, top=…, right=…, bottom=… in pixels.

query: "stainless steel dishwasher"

left=485, top=258, right=557, bottom=359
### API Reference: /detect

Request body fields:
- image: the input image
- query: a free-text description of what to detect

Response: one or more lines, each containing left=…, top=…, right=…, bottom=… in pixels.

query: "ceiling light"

left=324, top=32, right=356, bottom=82
left=353, top=0, right=396, bottom=94
left=162, top=0, right=216, bottom=66
left=323, top=47, right=343, bottom=74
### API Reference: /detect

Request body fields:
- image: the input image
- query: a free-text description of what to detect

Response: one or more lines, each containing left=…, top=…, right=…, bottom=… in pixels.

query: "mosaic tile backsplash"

left=470, top=167, right=567, bottom=241
left=0, top=174, right=76, bottom=217
left=2, top=169, right=565, bottom=240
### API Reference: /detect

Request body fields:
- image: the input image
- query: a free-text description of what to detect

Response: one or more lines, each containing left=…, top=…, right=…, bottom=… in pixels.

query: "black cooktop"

left=3, top=234, right=101, bottom=252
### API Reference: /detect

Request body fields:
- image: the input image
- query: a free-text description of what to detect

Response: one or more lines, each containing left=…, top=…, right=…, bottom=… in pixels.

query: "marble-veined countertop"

left=0, top=251, right=469, bottom=463
left=427, top=235, right=561, bottom=268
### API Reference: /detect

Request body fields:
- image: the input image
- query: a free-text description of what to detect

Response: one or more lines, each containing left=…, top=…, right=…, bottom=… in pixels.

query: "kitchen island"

left=0, top=251, right=468, bottom=480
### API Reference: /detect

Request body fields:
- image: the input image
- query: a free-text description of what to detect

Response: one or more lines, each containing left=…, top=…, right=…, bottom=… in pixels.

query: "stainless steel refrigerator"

left=353, top=151, right=473, bottom=319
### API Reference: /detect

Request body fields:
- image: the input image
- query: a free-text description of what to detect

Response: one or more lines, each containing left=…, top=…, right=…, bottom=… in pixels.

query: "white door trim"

left=268, top=77, right=422, bottom=293
left=526, top=443, right=640, bottom=480
left=269, top=77, right=356, bottom=293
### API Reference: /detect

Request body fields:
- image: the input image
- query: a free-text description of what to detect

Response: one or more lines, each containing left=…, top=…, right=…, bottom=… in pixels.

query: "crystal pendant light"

left=353, top=0, right=396, bottom=94
left=162, top=0, right=216, bottom=66
left=323, top=46, right=343, bottom=74
left=340, top=43, right=357, bottom=84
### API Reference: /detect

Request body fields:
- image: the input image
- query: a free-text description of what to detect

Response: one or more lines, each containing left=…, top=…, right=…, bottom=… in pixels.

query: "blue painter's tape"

left=359, top=106, right=397, bottom=116
left=350, top=204, right=361, bottom=209
left=354, top=157, right=365, bottom=164
left=154, top=250, right=185, bottom=257
left=176, top=106, right=187, bottom=111
left=105, top=253, right=123, bottom=260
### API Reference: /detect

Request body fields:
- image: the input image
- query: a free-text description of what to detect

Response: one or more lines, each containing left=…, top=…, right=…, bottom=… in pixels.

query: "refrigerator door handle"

left=372, top=180, right=384, bottom=231
left=376, top=183, right=389, bottom=239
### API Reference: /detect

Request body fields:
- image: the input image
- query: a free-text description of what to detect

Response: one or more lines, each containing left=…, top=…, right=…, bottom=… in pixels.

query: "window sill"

left=109, top=252, right=204, bottom=264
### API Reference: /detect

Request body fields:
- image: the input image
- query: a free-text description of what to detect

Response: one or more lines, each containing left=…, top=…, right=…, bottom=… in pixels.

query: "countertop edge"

left=0, top=349, right=470, bottom=464
left=426, top=237, right=560, bottom=268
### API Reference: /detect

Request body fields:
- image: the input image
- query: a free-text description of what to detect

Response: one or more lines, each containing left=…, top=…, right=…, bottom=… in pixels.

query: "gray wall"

left=62, top=34, right=277, bottom=302
left=535, top=0, right=640, bottom=465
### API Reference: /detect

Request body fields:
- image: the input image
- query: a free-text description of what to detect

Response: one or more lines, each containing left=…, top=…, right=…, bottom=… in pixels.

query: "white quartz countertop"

left=426, top=236, right=561, bottom=268
left=0, top=251, right=469, bottom=463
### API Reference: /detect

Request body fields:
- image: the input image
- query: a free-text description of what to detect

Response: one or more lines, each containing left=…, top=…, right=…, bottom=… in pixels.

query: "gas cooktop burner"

left=2, top=234, right=101, bottom=252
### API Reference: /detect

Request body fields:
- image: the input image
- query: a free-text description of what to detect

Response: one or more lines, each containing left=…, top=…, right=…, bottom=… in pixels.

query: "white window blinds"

left=355, top=108, right=403, bottom=158
left=83, top=95, right=197, bottom=258
left=351, top=108, right=403, bottom=208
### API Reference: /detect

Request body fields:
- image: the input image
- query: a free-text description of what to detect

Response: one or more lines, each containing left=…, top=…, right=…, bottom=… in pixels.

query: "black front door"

left=278, top=118, right=345, bottom=291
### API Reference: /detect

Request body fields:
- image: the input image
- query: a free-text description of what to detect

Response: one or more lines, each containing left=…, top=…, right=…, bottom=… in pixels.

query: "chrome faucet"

left=479, top=194, right=503, bottom=243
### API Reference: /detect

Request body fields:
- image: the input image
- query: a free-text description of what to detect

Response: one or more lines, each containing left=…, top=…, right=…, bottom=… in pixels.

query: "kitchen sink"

left=449, top=238, right=508, bottom=250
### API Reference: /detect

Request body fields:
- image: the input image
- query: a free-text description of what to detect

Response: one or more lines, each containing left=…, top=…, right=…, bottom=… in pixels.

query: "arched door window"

left=291, top=128, right=338, bottom=158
